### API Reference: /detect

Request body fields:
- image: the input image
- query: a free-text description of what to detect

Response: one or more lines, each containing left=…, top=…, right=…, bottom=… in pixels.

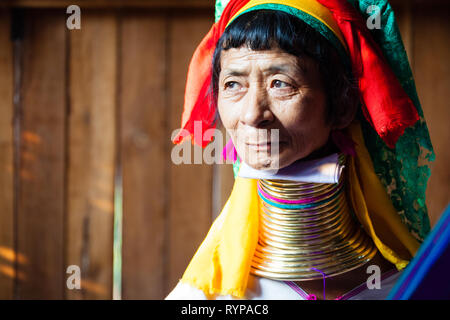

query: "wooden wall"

left=393, top=1, right=450, bottom=227
left=0, top=0, right=448, bottom=300
left=0, top=5, right=216, bottom=300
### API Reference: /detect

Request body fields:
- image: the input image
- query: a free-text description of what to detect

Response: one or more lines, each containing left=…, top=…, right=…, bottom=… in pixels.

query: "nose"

left=240, top=84, right=274, bottom=128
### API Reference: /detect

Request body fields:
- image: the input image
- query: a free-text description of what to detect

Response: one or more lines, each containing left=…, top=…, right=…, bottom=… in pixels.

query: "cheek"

left=280, top=93, right=330, bottom=148
left=217, top=97, right=239, bottom=130
left=217, top=98, right=243, bottom=150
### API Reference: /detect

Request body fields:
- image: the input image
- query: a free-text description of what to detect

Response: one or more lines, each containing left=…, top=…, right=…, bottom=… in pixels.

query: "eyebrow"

left=263, top=65, right=293, bottom=75
left=222, top=69, right=249, bottom=77
left=221, top=63, right=305, bottom=79
left=266, top=62, right=308, bottom=75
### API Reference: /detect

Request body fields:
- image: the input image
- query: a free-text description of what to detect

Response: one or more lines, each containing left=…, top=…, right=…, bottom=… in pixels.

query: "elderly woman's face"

left=218, top=47, right=331, bottom=170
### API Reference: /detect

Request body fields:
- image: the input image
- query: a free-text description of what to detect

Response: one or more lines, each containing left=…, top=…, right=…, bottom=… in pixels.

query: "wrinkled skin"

left=217, top=47, right=332, bottom=170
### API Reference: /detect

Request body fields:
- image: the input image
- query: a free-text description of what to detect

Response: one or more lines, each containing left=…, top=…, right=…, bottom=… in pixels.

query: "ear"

left=332, top=91, right=360, bottom=130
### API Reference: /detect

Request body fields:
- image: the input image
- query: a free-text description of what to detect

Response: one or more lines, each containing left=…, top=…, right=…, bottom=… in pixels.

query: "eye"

left=272, top=80, right=291, bottom=89
left=224, top=81, right=241, bottom=91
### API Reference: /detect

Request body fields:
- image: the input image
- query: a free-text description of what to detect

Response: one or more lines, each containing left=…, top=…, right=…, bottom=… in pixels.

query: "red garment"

left=173, top=0, right=419, bottom=148
left=316, top=0, right=419, bottom=148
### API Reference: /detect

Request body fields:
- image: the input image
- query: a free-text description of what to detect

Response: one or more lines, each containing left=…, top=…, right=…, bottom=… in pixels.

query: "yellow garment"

left=180, top=122, right=420, bottom=298
left=181, top=177, right=260, bottom=297
left=226, top=0, right=347, bottom=49
left=346, top=122, right=420, bottom=268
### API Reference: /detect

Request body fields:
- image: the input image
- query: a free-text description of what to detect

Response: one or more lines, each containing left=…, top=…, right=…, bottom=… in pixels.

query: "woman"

left=167, top=0, right=434, bottom=300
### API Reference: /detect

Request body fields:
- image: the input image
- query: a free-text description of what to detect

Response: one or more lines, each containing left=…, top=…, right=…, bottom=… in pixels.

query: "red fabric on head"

left=173, top=0, right=419, bottom=149
left=316, top=0, right=419, bottom=148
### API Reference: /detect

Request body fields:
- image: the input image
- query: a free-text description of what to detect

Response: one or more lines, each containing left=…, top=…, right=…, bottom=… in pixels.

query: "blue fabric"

left=387, top=204, right=450, bottom=299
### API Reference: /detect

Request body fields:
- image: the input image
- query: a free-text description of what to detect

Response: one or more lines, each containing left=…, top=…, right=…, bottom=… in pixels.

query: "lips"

left=245, top=141, right=285, bottom=152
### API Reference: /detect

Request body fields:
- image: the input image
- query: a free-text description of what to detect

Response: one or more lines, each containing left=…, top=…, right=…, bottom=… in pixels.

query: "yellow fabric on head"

left=226, top=0, right=347, bottom=49
left=180, top=121, right=420, bottom=298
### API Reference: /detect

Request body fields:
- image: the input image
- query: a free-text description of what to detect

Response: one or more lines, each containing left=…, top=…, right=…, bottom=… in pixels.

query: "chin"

left=238, top=143, right=286, bottom=170
left=249, top=151, right=314, bottom=172
left=242, top=153, right=285, bottom=171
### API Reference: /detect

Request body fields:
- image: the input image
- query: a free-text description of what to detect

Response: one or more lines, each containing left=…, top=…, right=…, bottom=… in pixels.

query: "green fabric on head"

left=347, top=0, right=434, bottom=241
left=215, top=0, right=231, bottom=22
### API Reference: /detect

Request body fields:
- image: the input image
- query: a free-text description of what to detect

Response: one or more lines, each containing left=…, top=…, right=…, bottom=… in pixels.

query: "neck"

left=251, top=156, right=377, bottom=281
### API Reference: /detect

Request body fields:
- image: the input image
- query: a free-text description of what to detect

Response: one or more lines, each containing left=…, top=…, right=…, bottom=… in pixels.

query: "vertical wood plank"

left=167, top=10, right=213, bottom=295
left=17, top=10, right=66, bottom=299
left=413, top=4, right=450, bottom=226
left=394, top=2, right=414, bottom=71
left=66, top=11, right=116, bottom=299
left=121, top=12, right=167, bottom=299
left=0, top=9, right=15, bottom=299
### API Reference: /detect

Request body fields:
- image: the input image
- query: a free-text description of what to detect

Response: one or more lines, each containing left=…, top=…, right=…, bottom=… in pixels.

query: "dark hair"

left=211, top=9, right=359, bottom=126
